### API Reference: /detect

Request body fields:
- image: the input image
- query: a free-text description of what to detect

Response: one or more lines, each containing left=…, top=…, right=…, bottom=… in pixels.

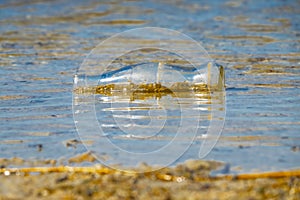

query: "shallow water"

left=0, top=0, right=299, bottom=173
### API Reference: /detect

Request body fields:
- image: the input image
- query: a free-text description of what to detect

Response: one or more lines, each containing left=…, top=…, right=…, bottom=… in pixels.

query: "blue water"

left=0, top=0, right=299, bottom=173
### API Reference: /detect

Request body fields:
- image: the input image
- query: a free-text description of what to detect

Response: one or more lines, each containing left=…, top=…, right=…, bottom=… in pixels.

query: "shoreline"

left=1, top=160, right=299, bottom=199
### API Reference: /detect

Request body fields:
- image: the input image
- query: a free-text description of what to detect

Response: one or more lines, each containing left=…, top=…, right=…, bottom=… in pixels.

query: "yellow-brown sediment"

left=1, top=166, right=299, bottom=181
left=74, top=82, right=216, bottom=101
left=0, top=160, right=299, bottom=199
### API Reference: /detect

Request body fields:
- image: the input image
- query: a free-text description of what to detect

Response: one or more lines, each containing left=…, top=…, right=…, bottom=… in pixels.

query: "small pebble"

left=291, top=146, right=300, bottom=152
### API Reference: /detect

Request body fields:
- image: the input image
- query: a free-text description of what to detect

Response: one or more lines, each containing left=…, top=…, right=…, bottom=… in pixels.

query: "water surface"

left=0, top=0, right=299, bottom=173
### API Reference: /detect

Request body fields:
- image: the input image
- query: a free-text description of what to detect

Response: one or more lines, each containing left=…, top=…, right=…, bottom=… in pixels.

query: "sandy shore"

left=1, top=160, right=299, bottom=200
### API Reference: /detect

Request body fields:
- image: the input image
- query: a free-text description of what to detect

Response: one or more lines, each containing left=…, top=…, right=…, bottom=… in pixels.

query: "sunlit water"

left=0, top=0, right=299, bottom=173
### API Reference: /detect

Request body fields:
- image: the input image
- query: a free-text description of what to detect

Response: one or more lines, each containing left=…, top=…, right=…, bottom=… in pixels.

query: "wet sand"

left=1, top=160, right=300, bottom=199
